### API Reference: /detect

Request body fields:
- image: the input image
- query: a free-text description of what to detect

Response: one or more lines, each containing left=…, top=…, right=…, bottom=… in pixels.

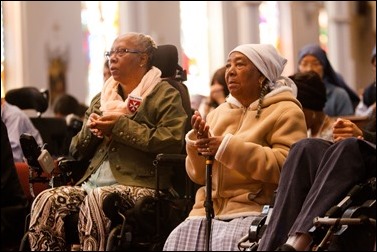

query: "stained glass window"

left=81, top=1, right=119, bottom=104
left=259, top=1, right=279, bottom=48
left=179, top=1, right=210, bottom=97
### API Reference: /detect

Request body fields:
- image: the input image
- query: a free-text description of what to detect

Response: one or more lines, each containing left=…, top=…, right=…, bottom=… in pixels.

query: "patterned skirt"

left=28, top=184, right=155, bottom=251
left=163, top=215, right=260, bottom=251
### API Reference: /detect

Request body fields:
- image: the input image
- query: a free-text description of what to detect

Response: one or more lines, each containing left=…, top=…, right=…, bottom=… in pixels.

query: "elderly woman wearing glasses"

left=27, top=32, right=187, bottom=251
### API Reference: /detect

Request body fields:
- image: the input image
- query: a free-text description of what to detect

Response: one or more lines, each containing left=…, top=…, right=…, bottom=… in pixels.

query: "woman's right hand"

left=87, top=113, right=104, bottom=138
left=332, top=118, right=363, bottom=143
left=191, top=111, right=209, bottom=139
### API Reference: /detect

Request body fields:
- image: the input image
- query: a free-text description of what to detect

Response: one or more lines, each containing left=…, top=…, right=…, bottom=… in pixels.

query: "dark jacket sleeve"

left=1, top=120, right=27, bottom=208
left=1, top=120, right=28, bottom=245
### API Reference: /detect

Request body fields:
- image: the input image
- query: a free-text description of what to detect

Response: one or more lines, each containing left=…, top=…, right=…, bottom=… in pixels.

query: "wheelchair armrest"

left=154, top=153, right=186, bottom=166
left=57, top=156, right=79, bottom=172
left=56, top=157, right=89, bottom=185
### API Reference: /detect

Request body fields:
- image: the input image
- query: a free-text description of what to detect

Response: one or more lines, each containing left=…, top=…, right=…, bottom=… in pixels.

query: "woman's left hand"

left=332, top=118, right=363, bottom=143
left=91, top=114, right=121, bottom=136
left=191, top=110, right=209, bottom=138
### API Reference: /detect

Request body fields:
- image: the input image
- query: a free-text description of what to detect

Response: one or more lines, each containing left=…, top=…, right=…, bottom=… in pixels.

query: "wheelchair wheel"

left=106, top=225, right=133, bottom=251
left=106, top=225, right=121, bottom=251
left=19, top=232, right=30, bottom=251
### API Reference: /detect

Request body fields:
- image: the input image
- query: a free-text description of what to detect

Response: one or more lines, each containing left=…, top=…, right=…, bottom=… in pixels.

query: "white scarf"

left=100, top=66, right=162, bottom=115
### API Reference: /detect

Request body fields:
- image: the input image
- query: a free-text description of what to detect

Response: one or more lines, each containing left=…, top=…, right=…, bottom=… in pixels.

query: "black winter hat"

left=290, top=71, right=327, bottom=112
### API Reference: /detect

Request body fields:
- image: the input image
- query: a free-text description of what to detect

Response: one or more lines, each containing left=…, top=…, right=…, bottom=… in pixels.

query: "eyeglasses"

left=299, top=61, right=322, bottom=68
left=104, top=48, right=143, bottom=60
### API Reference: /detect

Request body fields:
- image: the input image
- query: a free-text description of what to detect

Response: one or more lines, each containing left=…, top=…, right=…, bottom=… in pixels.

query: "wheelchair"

left=18, top=44, right=198, bottom=251
left=103, top=152, right=196, bottom=251
left=237, top=177, right=376, bottom=251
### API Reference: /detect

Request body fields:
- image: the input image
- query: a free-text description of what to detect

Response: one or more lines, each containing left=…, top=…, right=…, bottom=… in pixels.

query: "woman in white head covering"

left=163, top=44, right=307, bottom=251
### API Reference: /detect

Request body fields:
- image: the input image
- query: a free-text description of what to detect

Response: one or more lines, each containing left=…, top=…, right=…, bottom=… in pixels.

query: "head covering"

left=229, top=44, right=297, bottom=96
left=290, top=71, right=326, bottom=111
left=229, top=44, right=285, bottom=83
left=298, top=44, right=359, bottom=104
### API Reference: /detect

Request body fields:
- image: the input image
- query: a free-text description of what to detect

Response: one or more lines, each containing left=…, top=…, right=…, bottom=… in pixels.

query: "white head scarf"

left=229, top=44, right=297, bottom=97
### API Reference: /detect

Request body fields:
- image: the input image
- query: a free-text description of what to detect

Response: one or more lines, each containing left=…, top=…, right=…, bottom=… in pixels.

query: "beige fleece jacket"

left=186, top=90, right=307, bottom=219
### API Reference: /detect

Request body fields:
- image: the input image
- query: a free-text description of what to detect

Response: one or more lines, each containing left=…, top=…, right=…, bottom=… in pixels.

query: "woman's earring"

left=259, top=78, right=264, bottom=89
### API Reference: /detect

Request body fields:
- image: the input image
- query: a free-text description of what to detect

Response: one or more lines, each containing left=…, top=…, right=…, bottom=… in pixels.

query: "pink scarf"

left=100, top=66, right=162, bottom=116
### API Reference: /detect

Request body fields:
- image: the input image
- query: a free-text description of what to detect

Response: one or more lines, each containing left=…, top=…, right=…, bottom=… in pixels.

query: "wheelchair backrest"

left=152, top=44, right=198, bottom=200
left=152, top=44, right=193, bottom=150
left=5, top=87, right=69, bottom=157
left=5, top=87, right=49, bottom=117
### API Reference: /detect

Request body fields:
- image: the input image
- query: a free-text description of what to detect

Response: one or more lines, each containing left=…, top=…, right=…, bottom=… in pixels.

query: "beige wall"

left=3, top=1, right=86, bottom=109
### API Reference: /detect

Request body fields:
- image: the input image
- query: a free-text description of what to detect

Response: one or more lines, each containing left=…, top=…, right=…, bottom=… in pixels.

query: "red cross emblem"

left=127, top=95, right=142, bottom=113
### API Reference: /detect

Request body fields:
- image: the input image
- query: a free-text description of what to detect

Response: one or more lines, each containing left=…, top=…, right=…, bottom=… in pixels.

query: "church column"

left=325, top=1, right=356, bottom=90
left=278, top=1, right=321, bottom=76
left=234, top=1, right=262, bottom=44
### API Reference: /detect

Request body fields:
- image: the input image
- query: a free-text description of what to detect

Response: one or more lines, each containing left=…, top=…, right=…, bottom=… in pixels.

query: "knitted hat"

left=289, top=71, right=327, bottom=111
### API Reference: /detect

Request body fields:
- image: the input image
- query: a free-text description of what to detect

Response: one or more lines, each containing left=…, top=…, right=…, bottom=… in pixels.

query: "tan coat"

left=186, top=90, right=307, bottom=219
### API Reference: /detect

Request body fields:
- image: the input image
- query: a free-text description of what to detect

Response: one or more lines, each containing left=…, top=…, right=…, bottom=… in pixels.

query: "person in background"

left=257, top=109, right=376, bottom=251
left=163, top=44, right=307, bottom=251
left=53, top=93, right=80, bottom=118
left=53, top=93, right=88, bottom=123
left=289, top=71, right=334, bottom=141
left=190, top=93, right=207, bottom=115
left=201, top=66, right=230, bottom=119
left=103, top=59, right=111, bottom=82
left=297, top=43, right=358, bottom=117
left=27, top=32, right=187, bottom=251
left=1, top=119, right=28, bottom=250
left=355, top=45, right=376, bottom=118
left=76, top=103, right=89, bottom=119
left=1, top=98, right=43, bottom=162
left=53, top=93, right=88, bottom=155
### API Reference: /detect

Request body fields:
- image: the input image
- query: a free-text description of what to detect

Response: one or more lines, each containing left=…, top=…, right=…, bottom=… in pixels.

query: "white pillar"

left=234, top=1, right=262, bottom=44
left=325, top=1, right=356, bottom=91
left=119, top=2, right=181, bottom=56
left=208, top=2, right=226, bottom=74
left=2, top=1, right=26, bottom=91
left=278, top=1, right=321, bottom=76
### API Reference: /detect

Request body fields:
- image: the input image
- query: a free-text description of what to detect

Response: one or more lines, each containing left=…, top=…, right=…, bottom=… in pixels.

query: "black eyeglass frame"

left=104, top=48, right=143, bottom=60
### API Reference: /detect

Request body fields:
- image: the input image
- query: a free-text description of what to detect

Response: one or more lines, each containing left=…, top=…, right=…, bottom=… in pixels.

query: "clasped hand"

left=87, top=113, right=120, bottom=138
left=192, top=111, right=223, bottom=156
left=332, top=118, right=363, bottom=143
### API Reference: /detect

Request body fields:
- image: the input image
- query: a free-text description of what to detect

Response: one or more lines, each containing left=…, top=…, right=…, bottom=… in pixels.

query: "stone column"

left=234, top=1, right=263, bottom=44
left=278, top=1, right=321, bottom=76
left=325, top=1, right=356, bottom=90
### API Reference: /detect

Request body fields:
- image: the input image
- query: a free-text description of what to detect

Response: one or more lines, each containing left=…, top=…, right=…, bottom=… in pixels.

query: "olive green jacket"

left=71, top=81, right=187, bottom=189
